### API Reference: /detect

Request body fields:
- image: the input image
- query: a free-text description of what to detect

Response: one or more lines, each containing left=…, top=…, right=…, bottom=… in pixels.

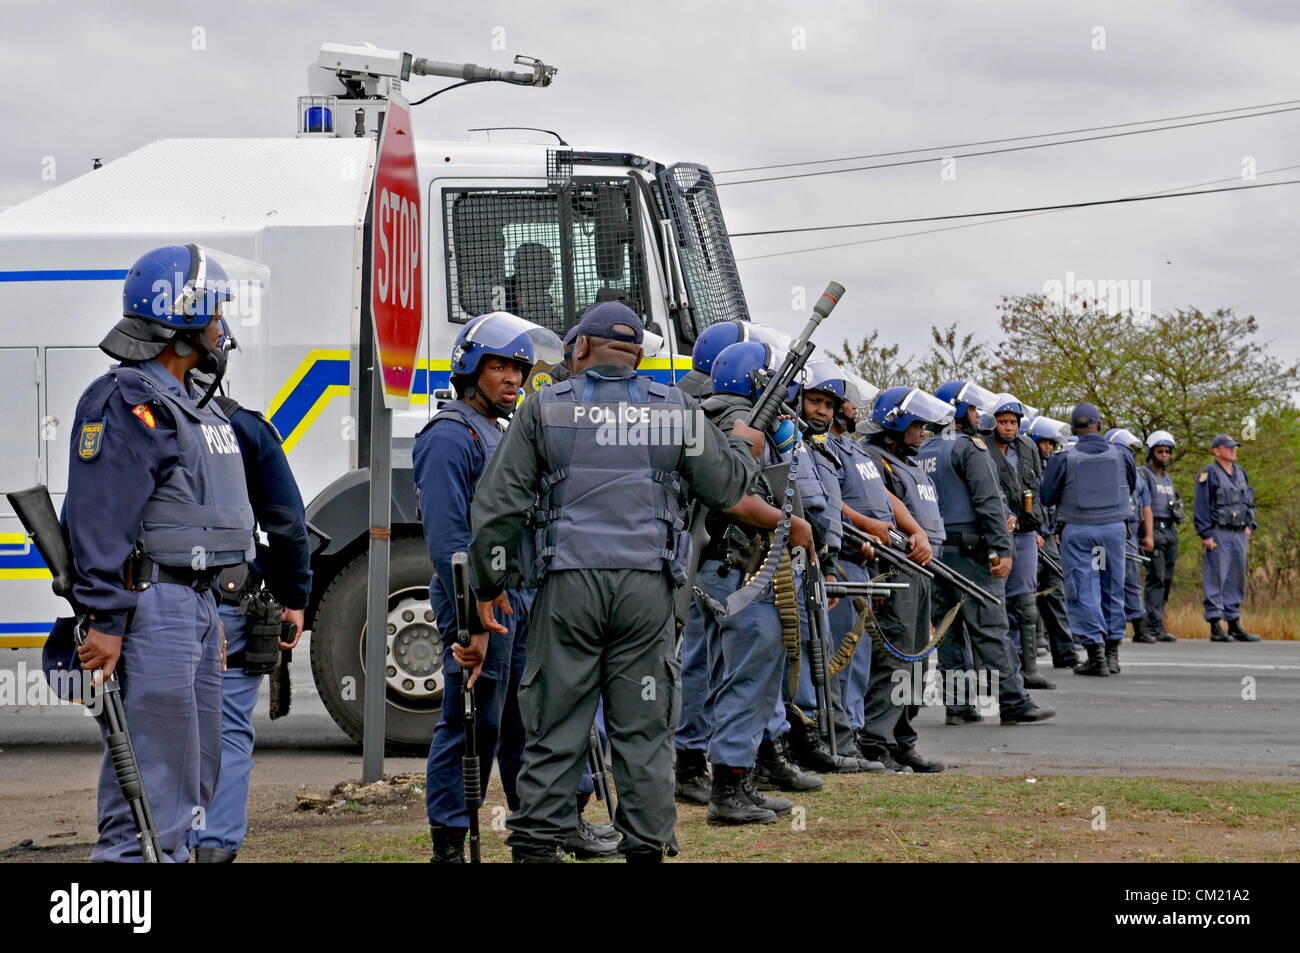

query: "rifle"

left=884, top=528, right=1002, bottom=608
left=1038, top=547, right=1064, bottom=578
left=450, top=551, right=481, bottom=864
left=5, top=485, right=163, bottom=863
left=1126, top=551, right=1151, bottom=565
left=841, top=521, right=933, bottom=579
left=795, top=547, right=836, bottom=755
left=587, top=723, right=616, bottom=824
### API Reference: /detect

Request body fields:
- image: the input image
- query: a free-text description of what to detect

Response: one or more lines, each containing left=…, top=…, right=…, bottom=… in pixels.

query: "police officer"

left=918, top=381, right=1055, bottom=724
left=1026, top=416, right=1079, bottom=668
left=190, top=388, right=312, bottom=863
left=989, top=395, right=1055, bottom=690
left=1107, top=428, right=1154, bottom=644
left=782, top=364, right=883, bottom=775
left=467, top=302, right=776, bottom=860
left=1140, top=431, right=1183, bottom=641
left=691, top=340, right=824, bottom=818
left=1194, top=435, right=1260, bottom=641
left=860, top=385, right=954, bottom=771
left=1039, top=404, right=1136, bottom=676
left=67, top=244, right=254, bottom=862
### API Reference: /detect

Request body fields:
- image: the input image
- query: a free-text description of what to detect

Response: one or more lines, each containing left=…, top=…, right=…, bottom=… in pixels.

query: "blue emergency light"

left=304, top=106, right=333, bottom=133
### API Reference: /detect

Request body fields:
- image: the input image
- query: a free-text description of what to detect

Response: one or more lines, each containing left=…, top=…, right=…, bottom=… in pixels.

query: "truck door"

left=44, top=348, right=115, bottom=494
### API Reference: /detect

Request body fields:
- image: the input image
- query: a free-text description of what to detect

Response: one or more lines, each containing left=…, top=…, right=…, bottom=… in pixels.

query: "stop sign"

left=369, top=93, right=423, bottom=408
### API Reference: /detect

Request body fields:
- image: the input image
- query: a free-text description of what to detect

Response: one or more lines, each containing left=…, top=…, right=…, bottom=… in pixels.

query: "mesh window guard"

left=659, top=163, right=750, bottom=340
left=444, top=180, right=647, bottom=336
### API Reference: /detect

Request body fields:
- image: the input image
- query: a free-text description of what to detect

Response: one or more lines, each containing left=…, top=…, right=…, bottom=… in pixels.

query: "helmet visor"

left=464, top=312, right=564, bottom=367
left=898, top=388, right=956, bottom=429
left=186, top=246, right=268, bottom=331
left=956, top=381, right=998, bottom=412
left=1028, top=416, right=1070, bottom=443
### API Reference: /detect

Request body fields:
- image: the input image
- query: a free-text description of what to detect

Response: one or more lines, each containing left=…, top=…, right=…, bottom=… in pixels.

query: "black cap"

left=1211, top=434, right=1239, bottom=449
left=572, top=301, right=644, bottom=345
left=1071, top=402, right=1101, bottom=428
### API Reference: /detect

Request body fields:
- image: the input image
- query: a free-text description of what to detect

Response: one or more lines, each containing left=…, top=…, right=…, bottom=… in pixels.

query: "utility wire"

left=716, top=105, right=1300, bottom=187
left=733, top=164, right=1300, bottom=262
left=716, top=98, right=1300, bottom=174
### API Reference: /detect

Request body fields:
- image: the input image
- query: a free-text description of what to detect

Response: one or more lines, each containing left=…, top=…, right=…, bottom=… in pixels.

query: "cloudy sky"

left=4, top=0, right=1298, bottom=365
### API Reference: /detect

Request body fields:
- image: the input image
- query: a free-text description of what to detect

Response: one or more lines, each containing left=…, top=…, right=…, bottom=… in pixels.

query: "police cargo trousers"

left=857, top=574, right=930, bottom=759
left=931, top=545, right=1033, bottom=717
left=426, top=589, right=531, bottom=830
left=507, top=568, right=680, bottom=859
left=1144, top=521, right=1179, bottom=632
left=92, top=582, right=222, bottom=863
left=1036, top=533, right=1078, bottom=666
left=1058, top=523, right=1126, bottom=644
left=190, top=605, right=261, bottom=854
left=1202, top=527, right=1248, bottom=622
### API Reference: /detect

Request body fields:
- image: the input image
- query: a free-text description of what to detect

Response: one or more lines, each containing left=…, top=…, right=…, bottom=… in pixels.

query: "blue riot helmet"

left=691, top=320, right=748, bottom=375
left=1106, top=427, right=1143, bottom=452
left=871, top=386, right=955, bottom=435
left=802, top=361, right=879, bottom=433
left=103, top=244, right=263, bottom=407
left=1065, top=435, right=1079, bottom=448
left=451, top=311, right=562, bottom=416
left=711, top=340, right=776, bottom=399
left=936, top=379, right=999, bottom=427
left=991, top=393, right=1026, bottom=418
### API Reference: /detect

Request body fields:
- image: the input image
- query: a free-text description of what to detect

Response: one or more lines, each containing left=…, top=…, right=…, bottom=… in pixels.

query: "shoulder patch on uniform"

left=1198, top=471, right=1209, bottom=483
left=971, top=436, right=988, bottom=451
left=78, top=419, right=106, bottom=460
left=131, top=403, right=157, bottom=429
left=248, top=410, right=282, bottom=443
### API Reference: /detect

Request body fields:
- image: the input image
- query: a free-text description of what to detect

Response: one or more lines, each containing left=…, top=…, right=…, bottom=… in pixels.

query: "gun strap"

left=861, top=582, right=963, bottom=663
left=827, top=564, right=868, bottom=676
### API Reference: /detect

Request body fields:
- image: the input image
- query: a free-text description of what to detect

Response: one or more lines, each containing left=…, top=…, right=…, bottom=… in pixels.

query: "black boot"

left=892, top=748, right=945, bottom=773
left=1073, top=641, right=1109, bottom=677
left=1105, top=639, right=1121, bottom=674
left=1209, top=619, right=1231, bottom=642
left=944, top=709, right=984, bottom=725
left=1153, top=618, right=1177, bottom=642
left=1000, top=703, right=1057, bottom=724
left=753, top=737, right=823, bottom=792
left=564, top=816, right=621, bottom=860
left=707, top=765, right=777, bottom=826
left=193, top=846, right=237, bottom=863
left=742, top=770, right=794, bottom=815
left=674, top=748, right=710, bottom=805
left=430, top=826, right=466, bottom=864
left=857, top=732, right=913, bottom=773
left=1227, top=619, right=1261, bottom=642
left=511, top=845, right=565, bottom=863
left=1131, top=616, right=1156, bottom=643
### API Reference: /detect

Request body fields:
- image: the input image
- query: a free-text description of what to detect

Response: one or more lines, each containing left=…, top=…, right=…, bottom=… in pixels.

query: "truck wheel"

left=309, top=535, right=443, bottom=755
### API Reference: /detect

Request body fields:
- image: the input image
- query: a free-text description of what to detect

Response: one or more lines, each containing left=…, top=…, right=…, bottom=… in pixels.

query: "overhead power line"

left=716, top=97, right=1300, bottom=174
left=728, top=178, right=1300, bottom=238
left=715, top=105, right=1300, bottom=187
left=733, top=164, right=1300, bottom=262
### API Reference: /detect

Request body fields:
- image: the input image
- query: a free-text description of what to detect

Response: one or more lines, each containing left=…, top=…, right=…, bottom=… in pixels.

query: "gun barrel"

left=747, top=280, right=843, bottom=434
left=881, top=527, right=1001, bottom=607
left=842, top=522, right=934, bottom=578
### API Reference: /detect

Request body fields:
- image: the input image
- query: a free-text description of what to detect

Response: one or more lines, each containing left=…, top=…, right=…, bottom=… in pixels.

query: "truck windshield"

left=444, top=179, right=647, bottom=336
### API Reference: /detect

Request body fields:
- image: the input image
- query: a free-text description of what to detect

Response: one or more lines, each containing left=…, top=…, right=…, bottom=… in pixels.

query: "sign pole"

left=362, top=344, right=393, bottom=783
left=359, top=91, right=422, bottom=783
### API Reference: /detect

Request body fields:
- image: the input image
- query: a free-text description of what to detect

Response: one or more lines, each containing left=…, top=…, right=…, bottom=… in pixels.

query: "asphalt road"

left=1, top=636, right=1297, bottom=821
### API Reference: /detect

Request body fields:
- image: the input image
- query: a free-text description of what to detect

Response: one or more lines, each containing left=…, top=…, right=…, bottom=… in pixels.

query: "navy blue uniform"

left=1040, top=435, right=1136, bottom=645
left=192, top=400, right=311, bottom=856
left=66, top=359, right=253, bottom=863
left=1193, top=461, right=1256, bottom=622
left=413, top=399, right=531, bottom=831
